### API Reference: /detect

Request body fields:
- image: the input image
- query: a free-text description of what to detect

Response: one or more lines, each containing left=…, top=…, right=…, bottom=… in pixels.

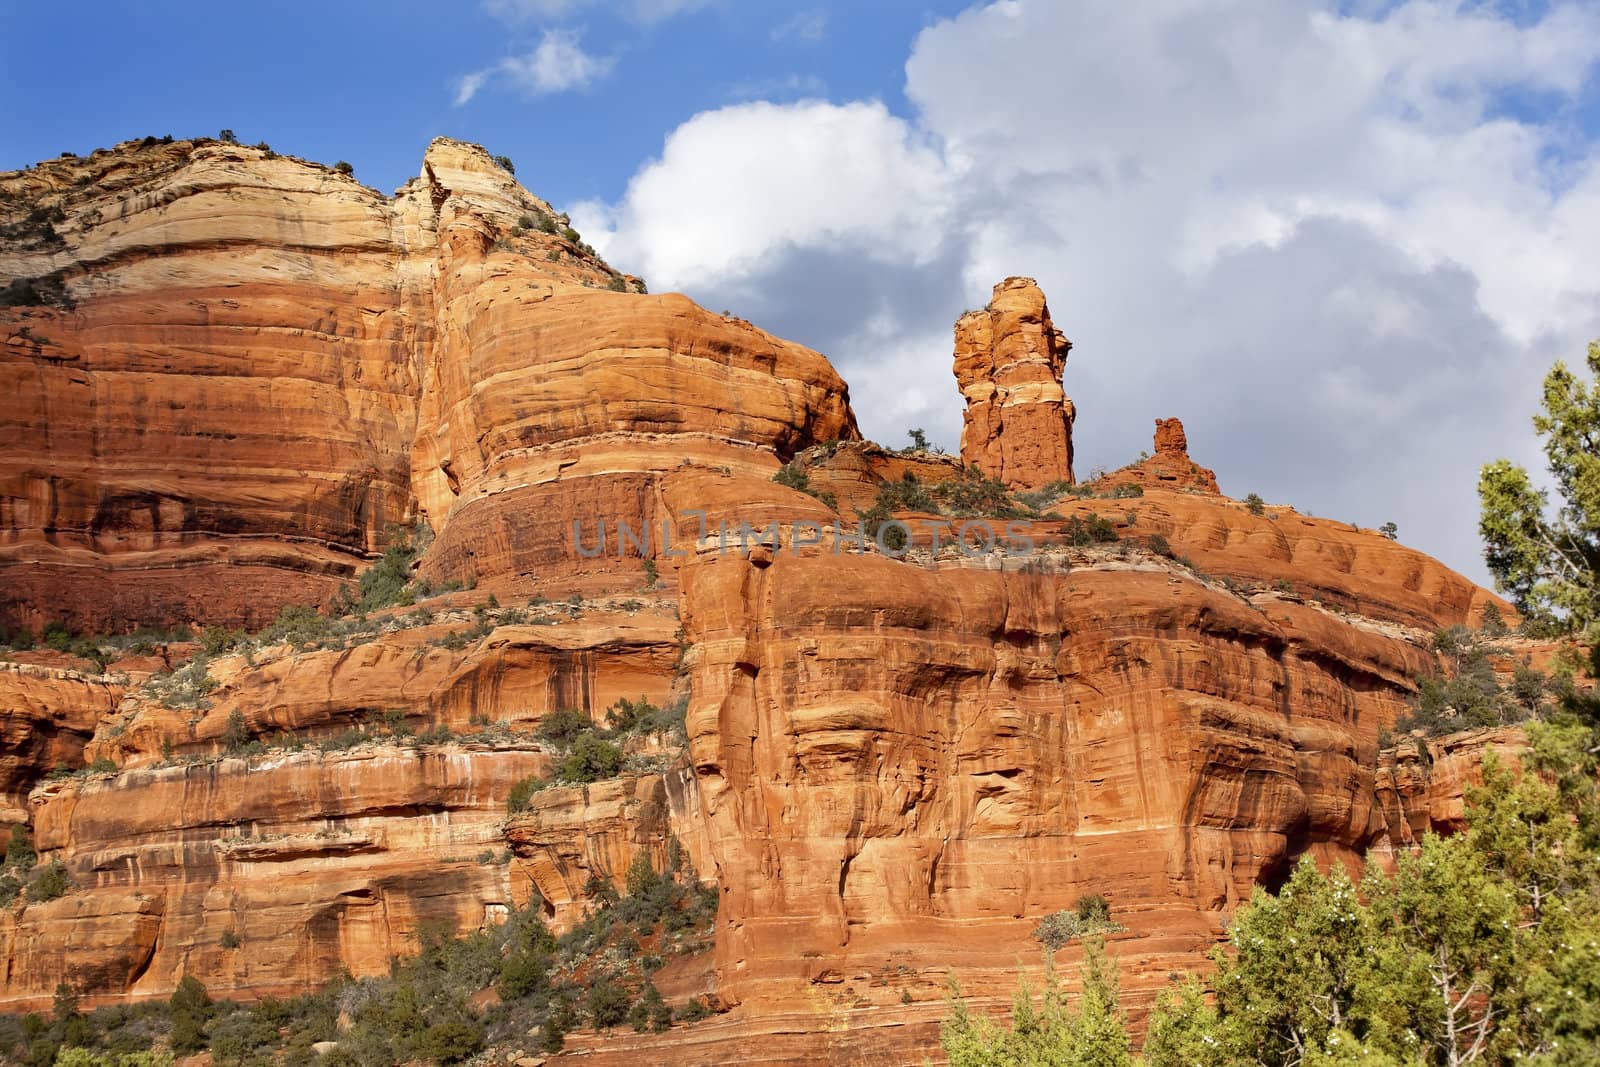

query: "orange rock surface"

left=1095, top=417, right=1221, bottom=495
left=0, top=138, right=1534, bottom=1065
left=2, top=742, right=546, bottom=1009
left=954, top=277, right=1075, bottom=489
left=1373, top=726, right=1527, bottom=853
left=0, top=137, right=856, bottom=632
left=0, top=664, right=122, bottom=825
left=502, top=763, right=713, bottom=929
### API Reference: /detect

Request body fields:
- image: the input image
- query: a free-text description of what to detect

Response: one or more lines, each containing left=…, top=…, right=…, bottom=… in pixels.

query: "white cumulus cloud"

left=454, top=29, right=615, bottom=104
left=577, top=0, right=1600, bottom=582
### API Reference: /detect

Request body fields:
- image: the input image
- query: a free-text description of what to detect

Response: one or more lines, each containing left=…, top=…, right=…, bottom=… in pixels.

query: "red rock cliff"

left=0, top=137, right=857, bottom=632
left=0, top=139, right=1528, bottom=1066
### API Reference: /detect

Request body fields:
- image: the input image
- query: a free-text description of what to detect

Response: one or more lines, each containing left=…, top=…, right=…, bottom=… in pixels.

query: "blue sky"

left=6, top=0, right=1600, bottom=584
left=0, top=2, right=966, bottom=203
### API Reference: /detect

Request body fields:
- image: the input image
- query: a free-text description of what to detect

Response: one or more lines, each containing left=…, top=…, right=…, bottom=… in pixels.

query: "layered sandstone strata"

left=1373, top=725, right=1528, bottom=851
left=1, top=743, right=545, bottom=1008
left=502, top=763, right=713, bottom=928
left=0, top=140, right=423, bottom=631
left=0, top=664, right=122, bottom=824
left=0, top=137, right=858, bottom=632
left=676, top=540, right=1435, bottom=1020
left=0, top=137, right=1534, bottom=1067
left=84, top=606, right=680, bottom=769
left=954, top=276, right=1074, bottom=489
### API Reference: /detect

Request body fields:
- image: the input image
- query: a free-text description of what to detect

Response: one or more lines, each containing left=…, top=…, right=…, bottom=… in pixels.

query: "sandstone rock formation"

left=0, top=138, right=1531, bottom=1066
left=0, top=137, right=856, bottom=633
left=1096, top=417, right=1221, bottom=495
left=6, top=743, right=545, bottom=1007
left=954, top=277, right=1074, bottom=489
left=0, top=664, right=122, bottom=824
left=503, top=764, right=712, bottom=929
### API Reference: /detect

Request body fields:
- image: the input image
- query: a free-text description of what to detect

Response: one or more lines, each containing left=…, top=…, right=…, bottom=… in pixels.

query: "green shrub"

left=537, top=708, right=592, bottom=745
left=556, top=734, right=624, bottom=784
left=585, top=980, right=631, bottom=1029
left=146, top=655, right=218, bottom=710
left=934, top=469, right=1020, bottom=518
left=773, top=462, right=837, bottom=510
left=356, top=525, right=431, bottom=612
left=167, top=976, right=212, bottom=1054
left=6, top=826, right=37, bottom=871
left=628, top=983, right=673, bottom=1032
left=27, top=860, right=71, bottom=903
left=333, top=161, right=353, bottom=176
left=1395, top=632, right=1534, bottom=737
left=1032, top=894, right=1121, bottom=950
left=1064, top=514, right=1119, bottom=546
left=42, top=620, right=72, bottom=651
left=416, top=1019, right=483, bottom=1065
left=260, top=605, right=331, bottom=647
left=1244, top=492, right=1265, bottom=515
left=492, top=154, right=515, bottom=174
left=1075, top=893, right=1111, bottom=924
left=496, top=948, right=552, bottom=1001
left=222, top=710, right=249, bottom=754
left=220, top=930, right=241, bottom=950
left=507, top=776, right=546, bottom=814
left=199, top=625, right=242, bottom=656
left=676, top=997, right=712, bottom=1023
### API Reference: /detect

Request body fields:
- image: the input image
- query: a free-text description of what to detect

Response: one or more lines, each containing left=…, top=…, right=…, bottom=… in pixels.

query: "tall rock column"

left=953, top=276, right=1074, bottom=488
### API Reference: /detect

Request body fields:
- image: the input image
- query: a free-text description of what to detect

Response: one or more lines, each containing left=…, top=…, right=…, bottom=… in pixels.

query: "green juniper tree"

left=1479, top=341, right=1600, bottom=641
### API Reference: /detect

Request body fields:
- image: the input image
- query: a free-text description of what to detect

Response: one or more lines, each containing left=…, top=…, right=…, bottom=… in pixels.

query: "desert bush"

left=585, top=980, right=631, bottom=1029
left=537, top=708, right=592, bottom=745
left=28, top=860, right=71, bottom=903
left=555, top=734, right=624, bottom=784
left=1032, top=893, right=1122, bottom=950
left=1063, top=514, right=1119, bottom=546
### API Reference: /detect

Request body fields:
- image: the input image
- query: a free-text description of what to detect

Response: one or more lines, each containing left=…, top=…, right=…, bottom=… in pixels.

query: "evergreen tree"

left=1479, top=341, right=1600, bottom=640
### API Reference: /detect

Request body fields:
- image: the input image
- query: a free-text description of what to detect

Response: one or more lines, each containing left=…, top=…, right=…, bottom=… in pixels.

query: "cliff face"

left=0, top=137, right=857, bottom=632
left=671, top=495, right=1470, bottom=1025
left=9, top=744, right=545, bottom=1004
left=0, top=139, right=1526, bottom=1064
left=0, top=140, right=423, bottom=632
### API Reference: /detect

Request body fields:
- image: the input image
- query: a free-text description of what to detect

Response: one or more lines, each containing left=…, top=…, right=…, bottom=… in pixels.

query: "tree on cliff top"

left=1480, top=340, right=1600, bottom=641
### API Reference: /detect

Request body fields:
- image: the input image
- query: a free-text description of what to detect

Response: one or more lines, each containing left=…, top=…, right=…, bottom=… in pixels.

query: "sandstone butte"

left=0, top=136, right=1540, bottom=1065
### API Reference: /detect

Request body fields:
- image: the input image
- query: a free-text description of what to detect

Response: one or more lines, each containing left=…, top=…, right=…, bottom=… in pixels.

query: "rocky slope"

left=0, top=137, right=1536, bottom=1064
